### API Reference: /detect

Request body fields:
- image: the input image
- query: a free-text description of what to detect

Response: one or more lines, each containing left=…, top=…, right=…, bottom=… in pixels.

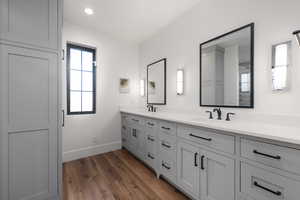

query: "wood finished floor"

left=63, top=149, right=189, bottom=200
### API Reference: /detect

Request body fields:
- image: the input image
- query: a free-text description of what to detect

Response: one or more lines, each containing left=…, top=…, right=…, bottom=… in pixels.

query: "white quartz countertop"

left=120, top=108, right=300, bottom=146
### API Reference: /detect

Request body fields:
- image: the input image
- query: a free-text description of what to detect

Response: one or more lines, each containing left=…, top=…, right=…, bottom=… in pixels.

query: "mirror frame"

left=199, top=23, right=255, bottom=108
left=147, top=58, right=167, bottom=105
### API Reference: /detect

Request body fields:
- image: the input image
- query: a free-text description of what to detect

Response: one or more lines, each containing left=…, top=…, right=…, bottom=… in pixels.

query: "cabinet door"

left=177, top=140, right=200, bottom=198
left=128, top=127, right=138, bottom=154
left=121, top=125, right=129, bottom=148
left=200, top=150, right=235, bottom=200
left=0, top=0, right=59, bottom=49
left=136, top=128, right=146, bottom=161
left=0, top=45, right=58, bottom=200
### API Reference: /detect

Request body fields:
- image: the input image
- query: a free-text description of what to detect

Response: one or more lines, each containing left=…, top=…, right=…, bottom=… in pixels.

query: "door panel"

left=200, top=150, right=235, bottom=200
left=177, top=140, right=200, bottom=198
left=9, top=131, right=54, bottom=200
left=0, top=0, right=58, bottom=49
left=0, top=45, right=58, bottom=200
left=8, top=53, right=50, bottom=131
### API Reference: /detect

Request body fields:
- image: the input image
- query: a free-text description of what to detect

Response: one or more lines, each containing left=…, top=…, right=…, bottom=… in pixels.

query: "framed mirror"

left=200, top=23, right=254, bottom=108
left=147, top=58, right=166, bottom=105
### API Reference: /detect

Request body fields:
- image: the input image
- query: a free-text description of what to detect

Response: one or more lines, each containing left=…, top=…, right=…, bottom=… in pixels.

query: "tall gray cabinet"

left=0, top=0, right=63, bottom=199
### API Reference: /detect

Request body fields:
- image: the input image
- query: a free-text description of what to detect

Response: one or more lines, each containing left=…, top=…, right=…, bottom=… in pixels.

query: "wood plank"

left=63, top=149, right=189, bottom=200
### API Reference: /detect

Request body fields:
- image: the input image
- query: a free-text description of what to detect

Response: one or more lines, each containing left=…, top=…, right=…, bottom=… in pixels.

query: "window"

left=240, top=73, right=250, bottom=92
left=272, top=41, right=291, bottom=91
left=67, top=43, right=96, bottom=115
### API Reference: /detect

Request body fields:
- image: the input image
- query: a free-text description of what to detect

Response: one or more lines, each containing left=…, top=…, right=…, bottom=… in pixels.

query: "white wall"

left=139, top=0, right=300, bottom=116
left=62, top=21, right=139, bottom=162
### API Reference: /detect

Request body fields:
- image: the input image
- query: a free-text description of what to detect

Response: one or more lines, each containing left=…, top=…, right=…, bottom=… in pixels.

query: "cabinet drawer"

left=146, top=135, right=157, bottom=155
left=129, top=116, right=144, bottom=126
left=145, top=119, right=158, bottom=129
left=178, top=125, right=235, bottom=154
left=159, top=134, right=177, bottom=159
left=241, top=139, right=300, bottom=175
left=241, top=162, right=300, bottom=200
left=160, top=153, right=177, bottom=183
left=145, top=152, right=157, bottom=169
left=159, top=121, right=176, bottom=135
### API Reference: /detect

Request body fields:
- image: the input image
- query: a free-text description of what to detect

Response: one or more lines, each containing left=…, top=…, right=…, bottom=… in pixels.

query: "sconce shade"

left=293, top=30, right=300, bottom=47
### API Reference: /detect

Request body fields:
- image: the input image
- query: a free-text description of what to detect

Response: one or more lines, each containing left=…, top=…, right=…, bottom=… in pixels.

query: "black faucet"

left=147, top=104, right=156, bottom=112
left=213, top=108, right=222, bottom=120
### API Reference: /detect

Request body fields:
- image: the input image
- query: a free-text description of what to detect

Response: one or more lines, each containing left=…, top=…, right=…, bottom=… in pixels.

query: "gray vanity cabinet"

left=121, top=113, right=300, bottom=200
left=177, top=140, right=201, bottom=198
left=200, top=150, right=235, bottom=200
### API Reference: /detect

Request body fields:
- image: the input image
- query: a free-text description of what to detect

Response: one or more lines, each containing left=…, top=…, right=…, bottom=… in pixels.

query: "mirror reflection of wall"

left=147, top=58, right=166, bottom=105
left=200, top=23, right=254, bottom=108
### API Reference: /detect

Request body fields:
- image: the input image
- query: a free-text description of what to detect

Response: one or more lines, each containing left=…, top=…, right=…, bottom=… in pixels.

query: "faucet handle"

left=153, top=107, right=157, bottom=112
left=205, top=111, right=213, bottom=119
left=226, top=112, right=235, bottom=121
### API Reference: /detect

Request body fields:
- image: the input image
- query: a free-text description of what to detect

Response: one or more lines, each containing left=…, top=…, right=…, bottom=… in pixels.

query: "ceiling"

left=64, top=0, right=202, bottom=44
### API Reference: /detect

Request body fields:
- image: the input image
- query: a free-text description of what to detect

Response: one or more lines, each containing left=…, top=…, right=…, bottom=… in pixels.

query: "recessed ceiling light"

left=84, top=8, right=94, bottom=15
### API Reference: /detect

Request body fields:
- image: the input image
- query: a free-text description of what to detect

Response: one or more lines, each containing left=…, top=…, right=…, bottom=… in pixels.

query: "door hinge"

left=62, top=49, right=65, bottom=60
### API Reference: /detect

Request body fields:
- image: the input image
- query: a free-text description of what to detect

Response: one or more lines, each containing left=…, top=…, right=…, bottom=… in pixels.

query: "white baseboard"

left=63, top=141, right=122, bottom=162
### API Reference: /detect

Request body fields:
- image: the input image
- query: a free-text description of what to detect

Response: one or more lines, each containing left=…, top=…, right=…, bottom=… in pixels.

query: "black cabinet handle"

left=147, top=136, right=155, bottom=142
left=132, top=119, right=139, bottom=122
left=147, top=154, right=155, bottom=160
left=189, top=133, right=212, bottom=141
left=62, top=110, right=65, bottom=127
left=132, top=129, right=137, bottom=138
left=253, top=150, right=281, bottom=160
left=201, top=155, right=205, bottom=170
left=194, top=152, right=198, bottom=167
left=253, top=181, right=282, bottom=196
left=147, top=122, right=154, bottom=126
left=161, top=142, right=171, bottom=148
left=161, top=126, right=171, bottom=130
left=162, top=162, right=171, bottom=170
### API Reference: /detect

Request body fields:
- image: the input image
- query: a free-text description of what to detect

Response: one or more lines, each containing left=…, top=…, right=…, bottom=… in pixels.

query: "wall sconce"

left=140, top=79, right=145, bottom=97
left=293, top=30, right=300, bottom=47
left=176, top=69, right=184, bottom=95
